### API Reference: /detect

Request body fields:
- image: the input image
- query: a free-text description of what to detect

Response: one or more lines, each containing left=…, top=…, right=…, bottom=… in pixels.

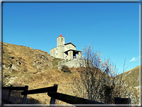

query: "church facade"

left=50, top=34, right=81, bottom=60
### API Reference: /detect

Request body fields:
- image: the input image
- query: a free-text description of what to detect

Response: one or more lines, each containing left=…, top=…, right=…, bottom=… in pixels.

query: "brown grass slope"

left=114, top=65, right=141, bottom=105
left=115, top=65, right=141, bottom=88
left=2, top=42, right=81, bottom=104
left=2, top=42, right=63, bottom=86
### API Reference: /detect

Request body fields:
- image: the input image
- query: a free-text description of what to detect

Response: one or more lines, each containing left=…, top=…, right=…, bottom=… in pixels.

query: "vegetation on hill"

left=74, top=45, right=139, bottom=104
left=52, top=58, right=64, bottom=67
left=116, top=65, right=140, bottom=87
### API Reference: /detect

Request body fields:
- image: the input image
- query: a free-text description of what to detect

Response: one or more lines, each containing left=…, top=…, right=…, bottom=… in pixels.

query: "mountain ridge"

left=115, top=65, right=140, bottom=88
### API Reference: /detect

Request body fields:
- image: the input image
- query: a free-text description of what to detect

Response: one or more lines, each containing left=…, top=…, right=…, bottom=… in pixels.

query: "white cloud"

left=130, top=57, right=137, bottom=62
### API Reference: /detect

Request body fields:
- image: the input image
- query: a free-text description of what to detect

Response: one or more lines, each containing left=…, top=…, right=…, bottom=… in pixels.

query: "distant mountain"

left=115, top=65, right=141, bottom=89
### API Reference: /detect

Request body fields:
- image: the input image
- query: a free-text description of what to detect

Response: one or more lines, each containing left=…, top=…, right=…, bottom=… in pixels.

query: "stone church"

left=50, top=34, right=82, bottom=60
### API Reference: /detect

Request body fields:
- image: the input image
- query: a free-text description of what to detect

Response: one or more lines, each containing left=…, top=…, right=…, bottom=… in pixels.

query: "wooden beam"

left=23, top=85, right=28, bottom=104
left=21, top=85, right=57, bottom=95
left=48, top=91, right=107, bottom=105
left=49, top=84, right=58, bottom=107
left=7, top=85, right=12, bottom=101
left=115, top=97, right=131, bottom=105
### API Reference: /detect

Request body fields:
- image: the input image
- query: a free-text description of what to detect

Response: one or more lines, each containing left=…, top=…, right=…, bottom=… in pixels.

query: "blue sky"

left=2, top=2, right=140, bottom=75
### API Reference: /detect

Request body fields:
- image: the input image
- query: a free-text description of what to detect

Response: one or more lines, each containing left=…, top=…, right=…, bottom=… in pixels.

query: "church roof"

left=59, top=34, right=63, bottom=37
left=64, top=49, right=81, bottom=54
left=64, top=42, right=76, bottom=47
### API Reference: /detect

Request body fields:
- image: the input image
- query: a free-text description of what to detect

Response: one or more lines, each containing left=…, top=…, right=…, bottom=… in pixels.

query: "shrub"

left=61, top=65, right=71, bottom=73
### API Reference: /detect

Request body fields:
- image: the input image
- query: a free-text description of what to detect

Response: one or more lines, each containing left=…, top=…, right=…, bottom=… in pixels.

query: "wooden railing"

left=2, top=85, right=28, bottom=104
left=2, top=84, right=131, bottom=106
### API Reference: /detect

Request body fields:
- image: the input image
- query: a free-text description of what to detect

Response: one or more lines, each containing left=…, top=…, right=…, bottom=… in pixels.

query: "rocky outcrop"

left=32, top=54, right=53, bottom=70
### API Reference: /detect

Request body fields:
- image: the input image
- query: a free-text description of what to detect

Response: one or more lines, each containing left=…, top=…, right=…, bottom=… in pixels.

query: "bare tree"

left=73, top=45, right=139, bottom=104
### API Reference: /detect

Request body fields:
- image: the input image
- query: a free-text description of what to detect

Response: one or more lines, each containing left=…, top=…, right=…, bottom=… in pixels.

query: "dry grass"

left=2, top=42, right=54, bottom=86
left=3, top=67, right=84, bottom=104
left=116, top=65, right=140, bottom=87
left=3, top=65, right=140, bottom=105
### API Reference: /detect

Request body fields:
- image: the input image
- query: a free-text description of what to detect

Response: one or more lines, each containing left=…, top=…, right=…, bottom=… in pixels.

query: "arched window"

left=61, top=38, right=63, bottom=42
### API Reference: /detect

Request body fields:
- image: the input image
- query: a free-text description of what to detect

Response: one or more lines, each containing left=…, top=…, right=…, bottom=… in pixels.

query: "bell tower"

left=57, top=34, right=65, bottom=46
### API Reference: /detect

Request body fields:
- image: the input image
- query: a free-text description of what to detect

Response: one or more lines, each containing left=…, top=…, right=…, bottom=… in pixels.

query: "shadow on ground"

left=2, top=90, right=42, bottom=104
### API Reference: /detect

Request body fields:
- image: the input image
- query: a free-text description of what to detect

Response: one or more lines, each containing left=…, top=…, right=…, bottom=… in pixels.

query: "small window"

left=61, top=38, right=63, bottom=42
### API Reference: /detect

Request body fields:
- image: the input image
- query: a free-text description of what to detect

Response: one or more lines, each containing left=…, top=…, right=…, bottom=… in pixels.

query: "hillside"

left=2, top=42, right=63, bottom=86
left=115, top=65, right=140, bottom=89
left=2, top=42, right=140, bottom=105
left=2, top=42, right=83, bottom=105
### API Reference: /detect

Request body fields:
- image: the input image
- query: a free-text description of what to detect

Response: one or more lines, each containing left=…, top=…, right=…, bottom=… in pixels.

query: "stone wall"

left=50, top=46, right=65, bottom=59
left=50, top=48, right=56, bottom=58
left=58, top=58, right=93, bottom=69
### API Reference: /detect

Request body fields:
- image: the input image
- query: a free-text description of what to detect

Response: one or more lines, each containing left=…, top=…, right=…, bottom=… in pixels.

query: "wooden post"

left=48, top=92, right=106, bottom=105
left=23, top=85, right=28, bottom=104
left=7, top=85, right=12, bottom=101
left=49, top=84, right=58, bottom=107
left=115, top=97, right=131, bottom=106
